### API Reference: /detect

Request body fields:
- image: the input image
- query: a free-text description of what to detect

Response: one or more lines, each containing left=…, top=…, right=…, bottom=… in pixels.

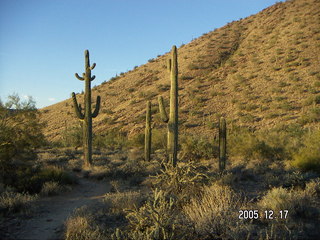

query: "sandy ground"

left=3, top=177, right=110, bottom=240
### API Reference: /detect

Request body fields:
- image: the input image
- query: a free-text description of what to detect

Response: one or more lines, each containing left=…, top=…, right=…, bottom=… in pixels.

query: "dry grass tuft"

left=258, top=180, right=320, bottom=218
left=104, top=190, right=145, bottom=214
left=65, top=206, right=104, bottom=240
left=183, top=183, right=245, bottom=238
left=40, top=181, right=71, bottom=196
left=0, top=191, right=38, bottom=214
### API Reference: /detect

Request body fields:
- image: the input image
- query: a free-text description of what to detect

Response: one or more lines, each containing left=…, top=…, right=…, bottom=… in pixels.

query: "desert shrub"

left=130, top=133, right=145, bottom=149
left=183, top=183, right=246, bottom=238
left=65, top=206, right=105, bottom=240
left=304, top=178, right=320, bottom=197
left=228, top=124, right=306, bottom=161
left=0, top=94, right=46, bottom=182
left=152, top=128, right=167, bottom=151
left=123, top=188, right=188, bottom=240
left=61, top=125, right=82, bottom=147
left=180, top=135, right=217, bottom=160
left=257, top=184, right=318, bottom=218
left=9, top=166, right=77, bottom=194
left=84, top=166, right=113, bottom=180
left=117, top=159, right=146, bottom=181
left=229, top=129, right=282, bottom=161
left=299, top=107, right=320, bottom=124
left=0, top=190, right=37, bottom=215
left=94, top=129, right=128, bottom=150
left=152, top=161, right=208, bottom=202
left=40, top=181, right=68, bottom=196
left=292, top=130, right=320, bottom=172
left=104, top=190, right=145, bottom=214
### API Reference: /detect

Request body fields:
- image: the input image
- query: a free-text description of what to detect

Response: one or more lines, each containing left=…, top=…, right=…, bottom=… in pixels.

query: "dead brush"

left=120, top=188, right=188, bottom=240
left=151, top=160, right=208, bottom=203
left=183, top=183, right=246, bottom=238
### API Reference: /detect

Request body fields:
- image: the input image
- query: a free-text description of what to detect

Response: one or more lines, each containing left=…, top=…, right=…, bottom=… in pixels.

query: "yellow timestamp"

left=238, top=210, right=288, bottom=220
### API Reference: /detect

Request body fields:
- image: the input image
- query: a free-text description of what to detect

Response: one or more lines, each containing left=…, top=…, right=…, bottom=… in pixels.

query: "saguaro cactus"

left=71, top=50, right=101, bottom=167
left=219, top=117, right=227, bottom=172
left=145, top=101, right=152, bottom=161
left=158, top=45, right=179, bottom=167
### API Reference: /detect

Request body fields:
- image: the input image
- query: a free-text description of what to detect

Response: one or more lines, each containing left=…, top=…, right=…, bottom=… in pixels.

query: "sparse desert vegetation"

left=1, top=0, right=320, bottom=239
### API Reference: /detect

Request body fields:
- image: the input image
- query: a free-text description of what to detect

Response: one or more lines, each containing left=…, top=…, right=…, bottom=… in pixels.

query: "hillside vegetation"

left=2, top=0, right=320, bottom=239
left=40, top=0, right=320, bottom=142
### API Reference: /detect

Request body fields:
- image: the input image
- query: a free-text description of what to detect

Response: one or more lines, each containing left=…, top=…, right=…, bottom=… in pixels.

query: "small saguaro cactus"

left=219, top=117, right=227, bottom=172
left=71, top=50, right=101, bottom=167
left=158, top=45, right=179, bottom=167
left=145, top=101, right=152, bottom=161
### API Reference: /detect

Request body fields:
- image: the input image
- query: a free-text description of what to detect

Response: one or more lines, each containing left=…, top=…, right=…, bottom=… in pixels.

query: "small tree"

left=0, top=94, right=45, bottom=181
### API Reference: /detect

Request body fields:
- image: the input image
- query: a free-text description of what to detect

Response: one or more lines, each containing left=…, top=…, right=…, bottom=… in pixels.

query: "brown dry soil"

left=2, top=177, right=110, bottom=240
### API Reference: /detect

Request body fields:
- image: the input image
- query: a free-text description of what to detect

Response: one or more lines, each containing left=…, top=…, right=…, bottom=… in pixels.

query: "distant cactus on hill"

left=145, top=101, right=152, bottom=161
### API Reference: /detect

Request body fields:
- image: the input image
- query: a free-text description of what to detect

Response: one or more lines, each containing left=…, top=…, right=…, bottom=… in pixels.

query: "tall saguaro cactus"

left=219, top=117, right=227, bottom=172
left=71, top=50, right=101, bottom=167
left=158, top=45, right=179, bottom=167
left=145, top=101, right=152, bottom=161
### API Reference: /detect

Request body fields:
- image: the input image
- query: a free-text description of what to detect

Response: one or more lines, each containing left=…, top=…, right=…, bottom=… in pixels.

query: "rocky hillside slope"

left=40, top=0, right=320, bottom=142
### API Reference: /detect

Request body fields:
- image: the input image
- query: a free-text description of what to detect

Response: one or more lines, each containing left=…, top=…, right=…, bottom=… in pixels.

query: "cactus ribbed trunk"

left=145, top=101, right=152, bottom=161
left=158, top=45, right=179, bottom=167
left=168, top=46, right=178, bottom=167
left=219, top=117, right=227, bottom=172
left=84, top=72, right=92, bottom=167
left=72, top=50, right=101, bottom=167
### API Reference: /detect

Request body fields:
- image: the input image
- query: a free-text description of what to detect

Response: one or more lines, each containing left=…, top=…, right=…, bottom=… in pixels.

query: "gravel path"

left=5, top=177, right=110, bottom=240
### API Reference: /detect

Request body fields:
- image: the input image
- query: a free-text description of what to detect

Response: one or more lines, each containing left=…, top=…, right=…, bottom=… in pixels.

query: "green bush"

left=229, top=129, right=282, bottom=161
left=152, top=129, right=167, bottom=151
left=61, top=125, right=82, bottom=147
left=0, top=94, right=46, bottom=187
left=180, top=135, right=217, bottom=160
left=292, top=130, right=320, bottom=172
left=130, top=133, right=145, bottom=148
left=4, top=165, right=77, bottom=194
left=0, top=94, right=45, bottom=162
left=93, top=129, right=128, bottom=150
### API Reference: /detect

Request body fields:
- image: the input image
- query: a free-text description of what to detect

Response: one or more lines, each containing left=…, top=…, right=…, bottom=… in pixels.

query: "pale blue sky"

left=0, top=0, right=282, bottom=108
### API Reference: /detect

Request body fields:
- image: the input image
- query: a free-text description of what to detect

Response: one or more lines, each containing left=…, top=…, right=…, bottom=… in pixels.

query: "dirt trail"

left=9, top=177, right=110, bottom=240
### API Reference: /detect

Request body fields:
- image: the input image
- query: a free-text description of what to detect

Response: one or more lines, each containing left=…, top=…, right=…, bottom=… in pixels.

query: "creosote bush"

left=180, top=135, right=217, bottom=160
left=292, top=129, right=320, bottom=172
left=94, top=129, right=129, bottom=150
left=61, top=125, right=82, bottom=148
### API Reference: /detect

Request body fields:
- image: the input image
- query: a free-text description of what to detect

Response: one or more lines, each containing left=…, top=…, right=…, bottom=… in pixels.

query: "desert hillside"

left=40, top=0, right=320, bottom=142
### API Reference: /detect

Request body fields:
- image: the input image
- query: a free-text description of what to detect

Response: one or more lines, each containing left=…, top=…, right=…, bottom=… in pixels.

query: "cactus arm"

left=158, top=96, right=169, bottom=123
left=90, top=63, right=96, bottom=70
left=90, top=75, right=96, bottom=81
left=75, top=73, right=85, bottom=81
left=71, top=92, right=84, bottom=119
left=91, top=95, right=101, bottom=118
